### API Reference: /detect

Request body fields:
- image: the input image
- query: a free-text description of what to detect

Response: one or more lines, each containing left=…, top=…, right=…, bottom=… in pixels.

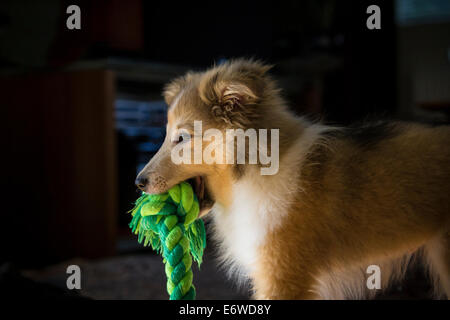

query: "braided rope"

left=129, top=181, right=206, bottom=300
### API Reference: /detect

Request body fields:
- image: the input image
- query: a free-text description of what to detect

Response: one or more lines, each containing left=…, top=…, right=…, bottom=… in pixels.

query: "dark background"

left=1, top=0, right=449, bottom=299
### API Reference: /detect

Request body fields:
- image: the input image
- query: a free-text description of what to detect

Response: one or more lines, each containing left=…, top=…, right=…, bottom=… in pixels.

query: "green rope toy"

left=129, top=181, right=206, bottom=300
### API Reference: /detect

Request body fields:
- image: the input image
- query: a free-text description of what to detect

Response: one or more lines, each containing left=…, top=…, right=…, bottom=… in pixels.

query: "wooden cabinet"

left=2, top=69, right=117, bottom=266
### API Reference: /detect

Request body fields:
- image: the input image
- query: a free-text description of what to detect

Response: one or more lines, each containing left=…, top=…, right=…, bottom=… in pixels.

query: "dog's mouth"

left=188, top=176, right=215, bottom=218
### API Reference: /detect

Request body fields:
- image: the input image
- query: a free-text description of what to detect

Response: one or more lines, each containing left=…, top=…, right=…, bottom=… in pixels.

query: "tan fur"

left=253, top=124, right=450, bottom=299
left=137, top=59, right=450, bottom=299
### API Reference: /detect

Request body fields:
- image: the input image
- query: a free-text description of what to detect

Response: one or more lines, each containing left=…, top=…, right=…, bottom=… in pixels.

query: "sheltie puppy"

left=135, top=59, right=450, bottom=299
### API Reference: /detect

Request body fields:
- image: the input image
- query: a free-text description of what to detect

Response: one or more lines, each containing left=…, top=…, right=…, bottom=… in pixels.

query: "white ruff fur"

left=210, top=120, right=331, bottom=284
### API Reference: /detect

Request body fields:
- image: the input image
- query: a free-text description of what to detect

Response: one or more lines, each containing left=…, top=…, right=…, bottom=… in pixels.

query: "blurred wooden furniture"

left=2, top=69, right=117, bottom=266
left=420, top=102, right=450, bottom=122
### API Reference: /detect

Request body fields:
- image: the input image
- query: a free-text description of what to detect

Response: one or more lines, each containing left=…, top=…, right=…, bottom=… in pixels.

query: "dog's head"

left=135, top=59, right=277, bottom=216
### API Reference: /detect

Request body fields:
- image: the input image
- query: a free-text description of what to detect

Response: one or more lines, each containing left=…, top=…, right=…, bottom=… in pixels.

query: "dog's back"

left=303, top=122, right=450, bottom=229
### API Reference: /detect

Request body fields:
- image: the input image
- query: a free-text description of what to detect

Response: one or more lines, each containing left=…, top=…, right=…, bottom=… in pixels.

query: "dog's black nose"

left=135, top=175, right=148, bottom=191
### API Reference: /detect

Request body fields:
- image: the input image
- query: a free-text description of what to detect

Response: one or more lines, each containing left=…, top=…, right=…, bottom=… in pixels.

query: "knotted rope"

left=129, top=181, right=206, bottom=300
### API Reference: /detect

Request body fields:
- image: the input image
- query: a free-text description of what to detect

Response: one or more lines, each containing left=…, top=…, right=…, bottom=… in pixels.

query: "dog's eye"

left=173, top=131, right=190, bottom=144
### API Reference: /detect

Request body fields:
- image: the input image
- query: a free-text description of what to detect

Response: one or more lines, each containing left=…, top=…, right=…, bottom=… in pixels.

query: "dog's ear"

left=199, top=59, right=272, bottom=128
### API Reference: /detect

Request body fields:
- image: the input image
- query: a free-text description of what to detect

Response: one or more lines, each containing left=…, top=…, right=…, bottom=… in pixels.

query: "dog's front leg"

left=251, top=265, right=320, bottom=300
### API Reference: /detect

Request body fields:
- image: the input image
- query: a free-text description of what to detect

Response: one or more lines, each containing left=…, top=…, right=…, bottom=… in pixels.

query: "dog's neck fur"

left=206, top=116, right=330, bottom=282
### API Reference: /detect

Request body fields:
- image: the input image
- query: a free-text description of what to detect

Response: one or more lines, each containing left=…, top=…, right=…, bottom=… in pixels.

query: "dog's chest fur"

left=211, top=176, right=284, bottom=280
left=210, top=124, right=327, bottom=281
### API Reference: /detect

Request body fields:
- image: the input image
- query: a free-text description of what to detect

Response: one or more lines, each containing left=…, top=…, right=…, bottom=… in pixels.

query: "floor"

left=18, top=249, right=250, bottom=300
left=0, top=246, right=437, bottom=300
